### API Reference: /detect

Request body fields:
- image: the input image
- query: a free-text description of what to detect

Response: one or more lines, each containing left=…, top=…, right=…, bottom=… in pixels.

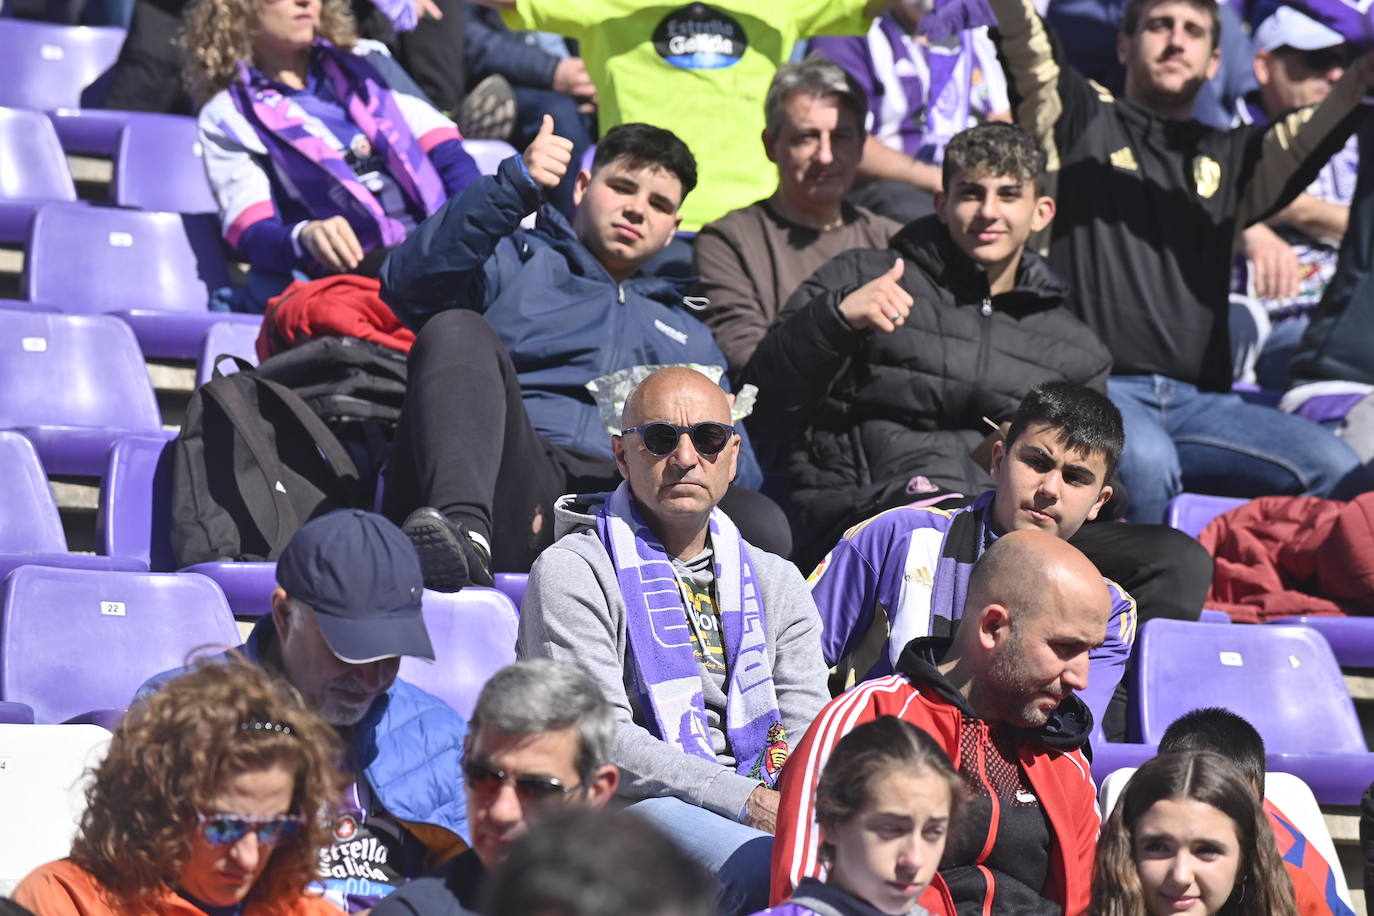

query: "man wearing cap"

left=1234, top=6, right=1357, bottom=388
left=518, top=367, right=831, bottom=916
left=137, top=509, right=470, bottom=913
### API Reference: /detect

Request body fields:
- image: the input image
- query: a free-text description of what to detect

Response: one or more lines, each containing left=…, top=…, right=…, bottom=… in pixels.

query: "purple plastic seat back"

left=1266, top=616, right=1374, bottom=669
left=46, top=108, right=134, bottom=157
left=1292, top=392, right=1367, bottom=425
left=98, top=433, right=178, bottom=571
left=0, top=107, right=76, bottom=203
left=25, top=202, right=229, bottom=315
left=0, top=431, right=67, bottom=553
left=1136, top=619, right=1365, bottom=754
left=113, top=115, right=217, bottom=214
left=1164, top=493, right=1248, bottom=537
left=492, top=572, right=527, bottom=614
left=398, top=588, right=518, bottom=718
left=196, top=321, right=262, bottom=388
left=463, top=139, right=520, bottom=176
left=0, top=566, right=239, bottom=723
left=0, top=311, right=162, bottom=473
left=0, top=21, right=124, bottom=111
left=1198, top=609, right=1231, bottom=624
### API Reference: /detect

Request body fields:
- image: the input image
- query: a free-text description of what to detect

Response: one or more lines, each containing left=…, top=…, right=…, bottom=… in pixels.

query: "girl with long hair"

left=1091, top=750, right=1299, bottom=916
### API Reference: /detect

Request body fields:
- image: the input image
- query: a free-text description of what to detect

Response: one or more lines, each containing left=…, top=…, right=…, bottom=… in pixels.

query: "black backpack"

left=254, top=336, right=409, bottom=494
left=170, top=361, right=364, bottom=567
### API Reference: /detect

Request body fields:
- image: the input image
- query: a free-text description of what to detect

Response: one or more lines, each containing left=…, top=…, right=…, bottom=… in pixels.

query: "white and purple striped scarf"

left=228, top=41, right=447, bottom=251
left=596, top=482, right=789, bottom=787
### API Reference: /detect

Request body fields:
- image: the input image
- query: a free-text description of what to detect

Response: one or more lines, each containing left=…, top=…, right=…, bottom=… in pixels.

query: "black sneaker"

left=401, top=508, right=495, bottom=591
left=456, top=74, right=516, bottom=141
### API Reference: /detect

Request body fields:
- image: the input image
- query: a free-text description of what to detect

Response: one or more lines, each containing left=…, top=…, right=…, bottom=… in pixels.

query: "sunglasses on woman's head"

left=620, top=421, right=736, bottom=457
left=462, top=758, right=580, bottom=806
left=197, top=812, right=304, bottom=847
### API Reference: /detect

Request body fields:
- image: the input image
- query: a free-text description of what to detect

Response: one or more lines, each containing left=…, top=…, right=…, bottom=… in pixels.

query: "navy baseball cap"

left=276, top=509, right=434, bottom=664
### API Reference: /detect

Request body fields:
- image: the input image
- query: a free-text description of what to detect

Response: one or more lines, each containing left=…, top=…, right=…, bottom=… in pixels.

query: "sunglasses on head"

left=620, top=421, right=737, bottom=457
left=462, top=758, right=581, bottom=805
left=197, top=812, right=304, bottom=847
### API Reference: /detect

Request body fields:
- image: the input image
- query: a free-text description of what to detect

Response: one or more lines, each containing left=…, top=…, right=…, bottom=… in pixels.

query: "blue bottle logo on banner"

left=653, top=3, right=748, bottom=70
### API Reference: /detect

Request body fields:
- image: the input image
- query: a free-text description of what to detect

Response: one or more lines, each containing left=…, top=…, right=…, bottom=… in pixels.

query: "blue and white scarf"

left=595, top=482, right=790, bottom=786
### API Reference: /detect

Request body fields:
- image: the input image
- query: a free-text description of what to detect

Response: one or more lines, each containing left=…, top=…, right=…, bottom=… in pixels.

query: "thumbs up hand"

left=838, top=258, right=915, bottom=333
left=521, top=114, right=575, bottom=189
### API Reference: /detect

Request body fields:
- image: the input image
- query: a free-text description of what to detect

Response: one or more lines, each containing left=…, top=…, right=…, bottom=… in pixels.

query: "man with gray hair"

left=695, top=53, right=900, bottom=376
left=371, top=659, right=620, bottom=916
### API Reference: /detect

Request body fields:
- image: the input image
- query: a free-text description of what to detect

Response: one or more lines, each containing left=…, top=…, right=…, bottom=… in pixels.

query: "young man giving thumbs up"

left=743, top=121, right=1114, bottom=567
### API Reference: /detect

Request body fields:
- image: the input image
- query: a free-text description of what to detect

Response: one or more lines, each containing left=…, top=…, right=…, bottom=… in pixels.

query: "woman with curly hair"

left=753, top=716, right=964, bottom=916
left=1090, top=750, right=1299, bottom=916
left=13, top=659, right=346, bottom=916
left=183, top=0, right=479, bottom=311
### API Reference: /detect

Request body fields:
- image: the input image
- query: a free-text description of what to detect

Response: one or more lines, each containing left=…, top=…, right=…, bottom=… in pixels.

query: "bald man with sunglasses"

left=518, top=367, right=831, bottom=916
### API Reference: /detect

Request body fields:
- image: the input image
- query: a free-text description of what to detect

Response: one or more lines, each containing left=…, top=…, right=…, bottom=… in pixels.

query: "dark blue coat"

left=380, top=155, right=762, bottom=486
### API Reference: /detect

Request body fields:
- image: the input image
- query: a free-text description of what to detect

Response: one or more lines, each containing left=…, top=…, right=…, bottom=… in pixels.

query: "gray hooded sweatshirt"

left=517, top=492, right=831, bottom=821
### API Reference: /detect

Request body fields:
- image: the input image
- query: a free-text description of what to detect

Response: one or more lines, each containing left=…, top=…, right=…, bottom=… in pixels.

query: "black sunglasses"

left=1278, top=44, right=1354, bottom=72
left=462, top=758, right=581, bottom=805
left=621, top=421, right=737, bottom=457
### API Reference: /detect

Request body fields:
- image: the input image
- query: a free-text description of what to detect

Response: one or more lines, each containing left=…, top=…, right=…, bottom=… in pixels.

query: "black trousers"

left=385, top=310, right=791, bottom=572
left=1070, top=518, right=1214, bottom=740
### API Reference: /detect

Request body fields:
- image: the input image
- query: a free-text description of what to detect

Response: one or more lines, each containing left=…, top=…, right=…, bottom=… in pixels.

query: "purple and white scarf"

left=596, top=482, right=790, bottom=787
left=228, top=41, right=447, bottom=251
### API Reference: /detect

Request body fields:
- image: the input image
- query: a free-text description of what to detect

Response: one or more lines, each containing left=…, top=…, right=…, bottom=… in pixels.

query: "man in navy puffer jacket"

left=380, top=118, right=776, bottom=589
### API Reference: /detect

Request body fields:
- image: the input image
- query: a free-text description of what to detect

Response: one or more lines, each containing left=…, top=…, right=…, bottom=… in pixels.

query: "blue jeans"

left=1108, top=374, right=1364, bottom=523
left=627, top=797, right=772, bottom=916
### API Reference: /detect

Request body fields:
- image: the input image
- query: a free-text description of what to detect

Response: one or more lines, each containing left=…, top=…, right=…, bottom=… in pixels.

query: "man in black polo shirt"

left=987, top=0, right=1374, bottom=522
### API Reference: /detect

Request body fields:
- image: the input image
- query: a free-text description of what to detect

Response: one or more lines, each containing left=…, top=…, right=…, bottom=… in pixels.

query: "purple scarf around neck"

left=228, top=40, right=447, bottom=251
left=595, top=482, right=790, bottom=787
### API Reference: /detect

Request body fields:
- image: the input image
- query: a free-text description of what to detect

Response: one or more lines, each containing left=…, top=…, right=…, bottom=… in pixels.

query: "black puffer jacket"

left=745, top=216, right=1112, bottom=564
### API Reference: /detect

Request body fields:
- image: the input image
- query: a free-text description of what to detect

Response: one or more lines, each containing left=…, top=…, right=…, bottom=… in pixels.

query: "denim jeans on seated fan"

left=1108, top=374, right=1365, bottom=524
left=627, top=797, right=771, bottom=916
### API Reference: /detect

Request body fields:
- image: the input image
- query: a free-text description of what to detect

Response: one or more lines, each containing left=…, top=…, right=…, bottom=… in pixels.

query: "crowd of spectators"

left=9, top=0, right=1374, bottom=911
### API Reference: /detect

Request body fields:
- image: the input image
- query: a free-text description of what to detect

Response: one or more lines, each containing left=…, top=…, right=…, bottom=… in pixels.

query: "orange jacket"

left=13, top=859, right=344, bottom=916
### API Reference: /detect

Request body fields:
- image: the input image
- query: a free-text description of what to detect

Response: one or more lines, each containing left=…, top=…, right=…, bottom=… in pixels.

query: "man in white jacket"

left=517, top=366, right=831, bottom=916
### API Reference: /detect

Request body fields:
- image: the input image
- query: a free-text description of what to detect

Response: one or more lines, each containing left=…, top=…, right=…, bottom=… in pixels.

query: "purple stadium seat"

left=180, top=561, right=277, bottom=619
left=0, top=702, right=35, bottom=724
left=1266, top=616, right=1374, bottom=668
left=196, top=320, right=263, bottom=388
left=0, top=107, right=76, bottom=203
left=0, top=429, right=147, bottom=579
left=0, top=310, right=162, bottom=476
left=0, top=21, right=124, bottom=111
left=23, top=201, right=255, bottom=359
left=112, top=115, right=216, bottom=213
left=0, top=566, right=239, bottom=723
left=464, top=139, right=520, bottom=176
left=97, top=433, right=277, bottom=616
left=1136, top=619, right=1374, bottom=803
left=98, top=433, right=178, bottom=570
left=1164, top=493, right=1247, bottom=538
left=398, top=587, right=518, bottom=718
left=0, top=430, right=68, bottom=554
left=1199, top=609, right=1231, bottom=624
left=492, top=572, right=527, bottom=614
left=47, top=107, right=133, bottom=156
